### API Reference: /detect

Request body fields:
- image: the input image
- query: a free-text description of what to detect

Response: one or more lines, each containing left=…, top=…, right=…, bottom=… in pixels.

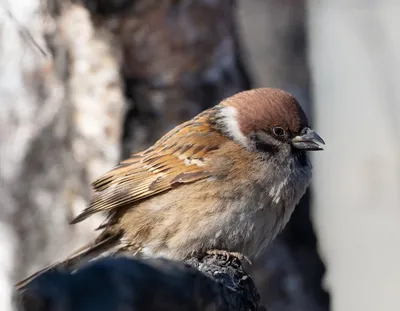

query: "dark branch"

left=15, top=253, right=262, bottom=311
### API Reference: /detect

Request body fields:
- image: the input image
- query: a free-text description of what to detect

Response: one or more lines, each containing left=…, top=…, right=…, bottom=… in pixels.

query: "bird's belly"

left=209, top=197, right=294, bottom=258
left=121, top=175, right=304, bottom=260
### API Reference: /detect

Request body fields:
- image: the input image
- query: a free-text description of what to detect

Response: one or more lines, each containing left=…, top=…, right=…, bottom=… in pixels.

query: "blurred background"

left=1, top=0, right=399, bottom=310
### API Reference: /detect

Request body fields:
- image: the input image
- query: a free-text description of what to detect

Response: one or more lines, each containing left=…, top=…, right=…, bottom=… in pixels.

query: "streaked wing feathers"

left=71, top=111, right=225, bottom=224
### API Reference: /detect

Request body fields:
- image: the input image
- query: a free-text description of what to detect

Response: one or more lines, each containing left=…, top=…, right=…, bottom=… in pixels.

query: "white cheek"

left=219, top=106, right=249, bottom=148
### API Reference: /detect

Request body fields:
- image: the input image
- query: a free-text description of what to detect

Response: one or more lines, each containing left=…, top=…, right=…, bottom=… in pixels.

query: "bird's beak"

left=292, top=127, right=325, bottom=151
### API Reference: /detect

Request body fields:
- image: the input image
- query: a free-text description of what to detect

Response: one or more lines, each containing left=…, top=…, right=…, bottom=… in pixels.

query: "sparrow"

left=16, top=87, right=324, bottom=289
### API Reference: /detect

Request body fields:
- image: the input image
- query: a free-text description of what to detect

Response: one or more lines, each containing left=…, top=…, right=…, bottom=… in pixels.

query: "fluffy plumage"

left=16, top=88, right=324, bottom=289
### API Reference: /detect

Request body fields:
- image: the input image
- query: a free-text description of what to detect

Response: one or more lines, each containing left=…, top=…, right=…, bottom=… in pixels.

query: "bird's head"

left=216, top=88, right=325, bottom=158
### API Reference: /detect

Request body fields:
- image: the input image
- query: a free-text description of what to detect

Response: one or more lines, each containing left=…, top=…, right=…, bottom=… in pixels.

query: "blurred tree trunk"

left=308, top=1, right=400, bottom=311
left=112, top=0, right=250, bottom=156
left=0, top=2, right=125, bottom=309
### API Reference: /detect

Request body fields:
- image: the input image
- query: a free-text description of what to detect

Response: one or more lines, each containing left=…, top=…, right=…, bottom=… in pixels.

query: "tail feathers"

left=14, top=262, right=62, bottom=291
left=15, top=232, right=122, bottom=291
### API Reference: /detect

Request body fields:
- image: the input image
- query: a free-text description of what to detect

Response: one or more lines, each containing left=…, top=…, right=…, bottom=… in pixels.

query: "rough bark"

left=15, top=254, right=261, bottom=311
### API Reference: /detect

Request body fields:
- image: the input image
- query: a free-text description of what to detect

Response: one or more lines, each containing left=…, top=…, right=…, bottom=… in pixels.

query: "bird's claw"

left=205, top=249, right=252, bottom=265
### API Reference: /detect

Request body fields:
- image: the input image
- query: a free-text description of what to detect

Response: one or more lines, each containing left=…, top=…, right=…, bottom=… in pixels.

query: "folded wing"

left=70, top=110, right=226, bottom=224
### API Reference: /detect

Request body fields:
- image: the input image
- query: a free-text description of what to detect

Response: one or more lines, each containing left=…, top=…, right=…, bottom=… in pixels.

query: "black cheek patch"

left=251, top=132, right=279, bottom=154
left=255, top=141, right=279, bottom=154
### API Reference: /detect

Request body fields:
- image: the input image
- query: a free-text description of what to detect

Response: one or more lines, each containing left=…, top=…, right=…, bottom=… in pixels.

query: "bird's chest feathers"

left=223, top=161, right=310, bottom=256
left=265, top=154, right=311, bottom=207
left=267, top=178, right=289, bottom=204
left=238, top=158, right=309, bottom=221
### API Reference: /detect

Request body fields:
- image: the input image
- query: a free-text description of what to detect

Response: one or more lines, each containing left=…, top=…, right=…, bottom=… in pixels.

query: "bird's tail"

left=15, top=231, right=122, bottom=290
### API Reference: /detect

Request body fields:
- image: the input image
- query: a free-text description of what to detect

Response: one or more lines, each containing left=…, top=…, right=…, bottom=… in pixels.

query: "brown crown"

left=221, top=88, right=309, bottom=136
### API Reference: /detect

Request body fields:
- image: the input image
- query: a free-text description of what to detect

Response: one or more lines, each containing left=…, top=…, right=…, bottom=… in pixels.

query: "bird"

left=16, top=87, right=324, bottom=289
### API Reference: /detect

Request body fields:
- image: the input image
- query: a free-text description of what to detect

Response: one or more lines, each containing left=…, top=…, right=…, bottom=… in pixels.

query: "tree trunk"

left=0, top=2, right=125, bottom=310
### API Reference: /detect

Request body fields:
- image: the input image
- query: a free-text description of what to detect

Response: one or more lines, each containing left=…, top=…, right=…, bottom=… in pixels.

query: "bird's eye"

left=272, top=126, right=286, bottom=137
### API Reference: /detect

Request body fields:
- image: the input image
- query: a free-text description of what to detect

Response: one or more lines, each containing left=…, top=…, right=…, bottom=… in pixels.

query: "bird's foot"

left=205, top=249, right=252, bottom=265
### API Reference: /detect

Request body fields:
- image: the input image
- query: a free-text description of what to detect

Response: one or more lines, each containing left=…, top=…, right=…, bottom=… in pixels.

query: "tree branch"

left=15, top=253, right=262, bottom=311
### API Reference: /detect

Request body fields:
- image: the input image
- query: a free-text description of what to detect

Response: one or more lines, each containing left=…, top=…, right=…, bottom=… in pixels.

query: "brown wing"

left=70, top=110, right=226, bottom=224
